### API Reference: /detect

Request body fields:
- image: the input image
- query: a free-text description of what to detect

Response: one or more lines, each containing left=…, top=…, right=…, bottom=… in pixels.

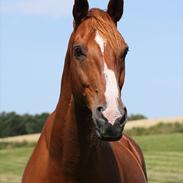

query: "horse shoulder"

left=122, top=135, right=148, bottom=180
left=110, top=136, right=148, bottom=183
left=22, top=112, right=56, bottom=183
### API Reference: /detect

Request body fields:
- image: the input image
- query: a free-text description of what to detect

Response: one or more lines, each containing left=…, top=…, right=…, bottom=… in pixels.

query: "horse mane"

left=87, top=8, right=125, bottom=51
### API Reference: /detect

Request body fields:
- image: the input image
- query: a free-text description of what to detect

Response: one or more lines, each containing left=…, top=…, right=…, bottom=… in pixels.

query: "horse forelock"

left=73, top=8, right=125, bottom=51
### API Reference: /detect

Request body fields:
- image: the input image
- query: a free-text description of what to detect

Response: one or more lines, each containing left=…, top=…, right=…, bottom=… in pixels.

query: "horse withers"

left=22, top=0, right=148, bottom=182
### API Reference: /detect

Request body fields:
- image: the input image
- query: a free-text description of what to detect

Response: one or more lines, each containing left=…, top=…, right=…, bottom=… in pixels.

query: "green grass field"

left=0, top=133, right=183, bottom=183
left=135, top=133, right=183, bottom=183
left=0, top=147, right=33, bottom=183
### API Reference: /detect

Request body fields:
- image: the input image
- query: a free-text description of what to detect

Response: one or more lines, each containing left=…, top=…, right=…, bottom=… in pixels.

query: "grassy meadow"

left=0, top=133, right=183, bottom=183
left=0, top=146, right=33, bottom=183
left=135, top=133, right=183, bottom=183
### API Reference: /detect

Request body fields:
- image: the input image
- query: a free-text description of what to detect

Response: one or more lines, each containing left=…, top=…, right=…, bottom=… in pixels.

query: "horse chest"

left=79, top=144, right=121, bottom=183
left=78, top=142, right=147, bottom=183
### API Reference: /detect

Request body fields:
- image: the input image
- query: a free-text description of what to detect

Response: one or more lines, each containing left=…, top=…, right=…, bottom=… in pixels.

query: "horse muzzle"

left=92, top=107, right=127, bottom=141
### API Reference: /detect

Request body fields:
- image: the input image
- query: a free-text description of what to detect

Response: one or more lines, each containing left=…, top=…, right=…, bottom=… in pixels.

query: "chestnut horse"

left=22, top=0, right=148, bottom=182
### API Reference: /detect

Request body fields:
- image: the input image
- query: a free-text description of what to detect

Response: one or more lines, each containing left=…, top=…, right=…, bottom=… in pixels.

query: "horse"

left=22, top=0, right=148, bottom=182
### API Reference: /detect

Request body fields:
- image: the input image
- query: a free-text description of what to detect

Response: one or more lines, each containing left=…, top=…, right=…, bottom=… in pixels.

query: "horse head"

left=70, top=0, right=128, bottom=141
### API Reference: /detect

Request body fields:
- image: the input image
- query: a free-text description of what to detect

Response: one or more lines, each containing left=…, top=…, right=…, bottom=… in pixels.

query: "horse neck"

left=49, top=42, right=100, bottom=179
left=51, top=98, right=99, bottom=179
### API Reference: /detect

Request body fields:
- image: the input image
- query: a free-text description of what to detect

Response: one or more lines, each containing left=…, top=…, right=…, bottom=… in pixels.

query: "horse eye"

left=73, top=45, right=86, bottom=60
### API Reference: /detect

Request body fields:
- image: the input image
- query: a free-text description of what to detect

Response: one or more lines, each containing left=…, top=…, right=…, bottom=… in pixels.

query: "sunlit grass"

left=0, top=147, right=33, bottom=183
left=134, top=133, right=183, bottom=183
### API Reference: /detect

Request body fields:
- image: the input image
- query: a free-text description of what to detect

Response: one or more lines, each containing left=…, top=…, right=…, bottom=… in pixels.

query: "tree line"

left=0, top=112, right=49, bottom=138
left=0, top=112, right=146, bottom=138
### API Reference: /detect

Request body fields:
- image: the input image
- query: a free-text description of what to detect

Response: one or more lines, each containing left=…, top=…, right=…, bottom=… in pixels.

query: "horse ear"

left=73, top=0, right=89, bottom=25
left=107, top=0, right=124, bottom=23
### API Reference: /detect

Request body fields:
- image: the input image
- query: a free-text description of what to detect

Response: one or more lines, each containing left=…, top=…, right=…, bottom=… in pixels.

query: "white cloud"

left=0, top=0, right=74, bottom=18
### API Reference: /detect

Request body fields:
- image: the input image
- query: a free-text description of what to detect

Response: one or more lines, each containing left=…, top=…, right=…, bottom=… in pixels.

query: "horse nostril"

left=123, top=107, right=127, bottom=119
left=113, top=107, right=127, bottom=127
left=97, top=106, right=105, bottom=112
left=124, top=107, right=127, bottom=114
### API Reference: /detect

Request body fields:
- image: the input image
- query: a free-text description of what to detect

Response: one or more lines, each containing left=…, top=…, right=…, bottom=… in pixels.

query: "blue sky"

left=0, top=0, right=183, bottom=118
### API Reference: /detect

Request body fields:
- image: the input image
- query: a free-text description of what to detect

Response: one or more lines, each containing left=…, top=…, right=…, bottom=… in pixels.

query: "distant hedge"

left=128, top=114, right=147, bottom=121
left=0, top=112, right=49, bottom=138
left=125, top=122, right=183, bottom=136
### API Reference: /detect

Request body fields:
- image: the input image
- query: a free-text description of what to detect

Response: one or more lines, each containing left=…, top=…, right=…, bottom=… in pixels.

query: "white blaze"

left=95, top=31, right=121, bottom=124
left=102, top=63, right=121, bottom=124
left=95, top=31, right=105, bottom=53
